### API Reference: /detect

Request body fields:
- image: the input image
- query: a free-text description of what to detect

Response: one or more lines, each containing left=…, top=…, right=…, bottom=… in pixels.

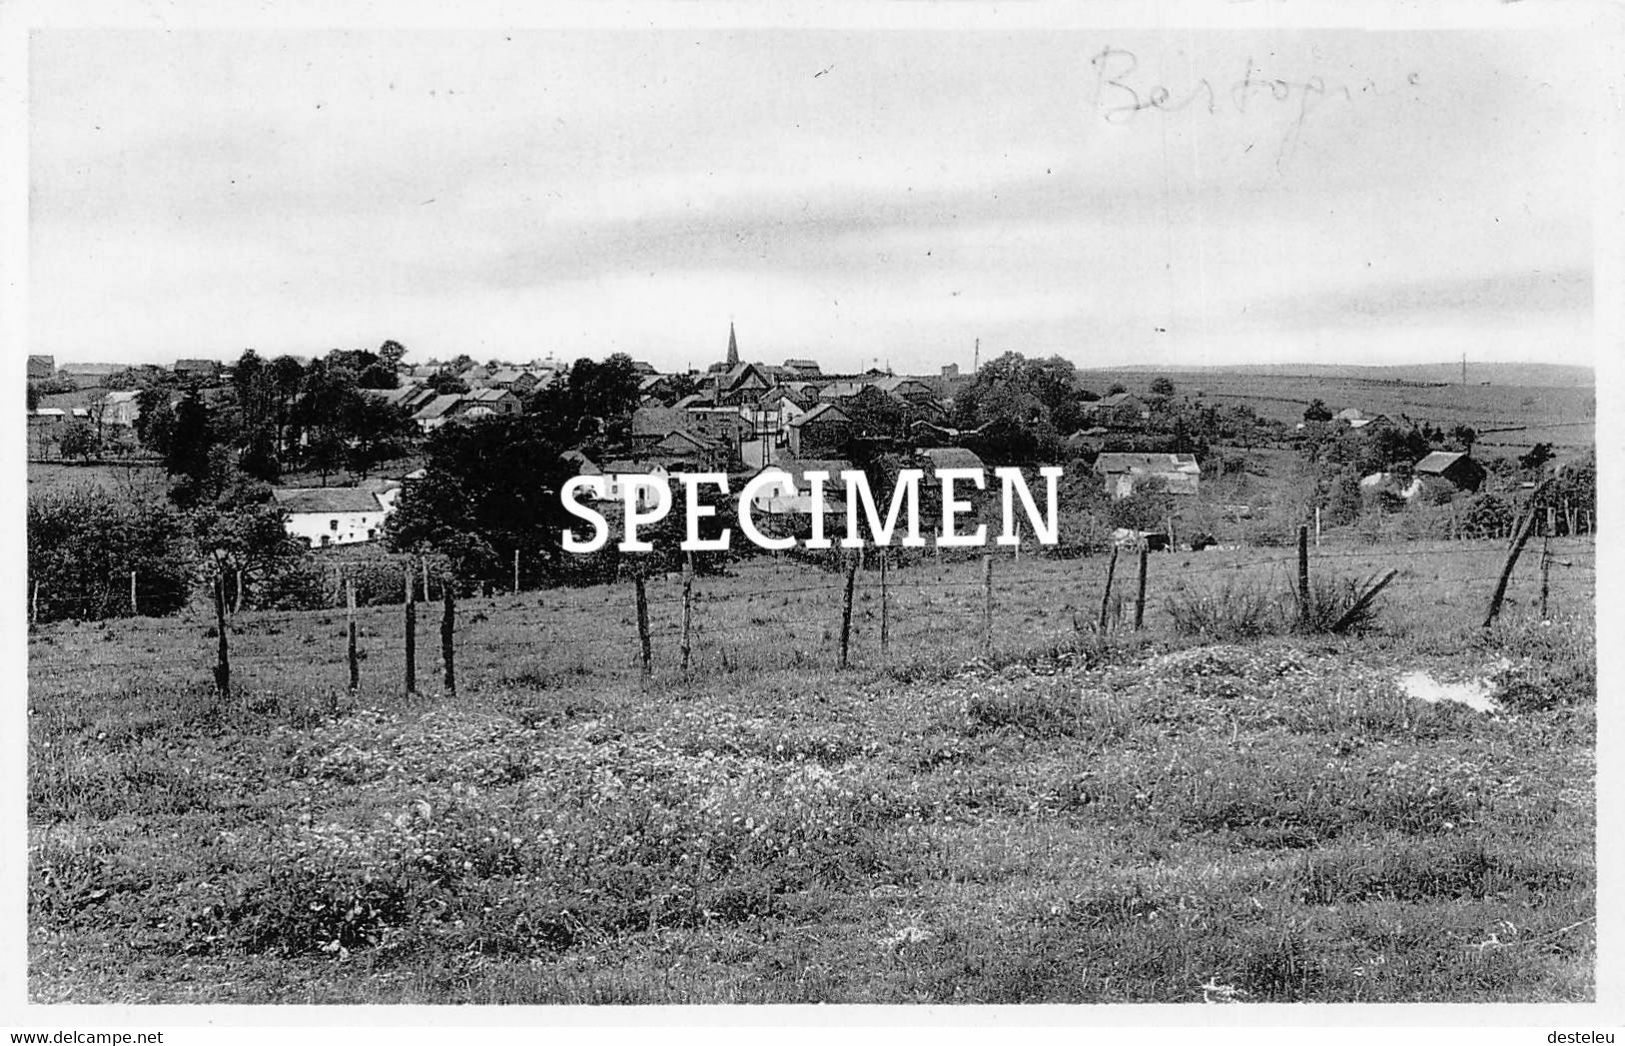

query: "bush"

left=1292, top=572, right=1386, bottom=635
left=28, top=487, right=196, bottom=622
left=1165, top=577, right=1282, bottom=640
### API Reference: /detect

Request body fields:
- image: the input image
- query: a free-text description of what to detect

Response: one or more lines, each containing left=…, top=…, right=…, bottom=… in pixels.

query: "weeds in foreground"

left=1164, top=577, right=1281, bottom=640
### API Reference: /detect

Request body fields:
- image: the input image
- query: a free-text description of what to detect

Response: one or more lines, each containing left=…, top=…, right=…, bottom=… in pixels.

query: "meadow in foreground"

left=28, top=550, right=1594, bottom=1004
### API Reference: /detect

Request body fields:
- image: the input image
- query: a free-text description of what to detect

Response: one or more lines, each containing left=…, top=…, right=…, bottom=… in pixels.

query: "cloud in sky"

left=28, top=27, right=1600, bottom=371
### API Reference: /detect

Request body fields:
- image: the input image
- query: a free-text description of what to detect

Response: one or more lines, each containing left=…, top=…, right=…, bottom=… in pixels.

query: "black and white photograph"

left=9, top=0, right=1621, bottom=1032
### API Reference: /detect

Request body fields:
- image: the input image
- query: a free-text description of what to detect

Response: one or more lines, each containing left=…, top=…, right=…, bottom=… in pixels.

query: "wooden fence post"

left=235, top=568, right=244, bottom=615
left=1314, top=506, right=1322, bottom=548
left=513, top=548, right=520, bottom=596
left=680, top=552, right=694, bottom=675
left=839, top=551, right=858, bottom=669
left=213, top=571, right=230, bottom=700
left=1297, top=524, right=1311, bottom=620
left=879, top=551, right=890, bottom=658
left=1098, top=546, right=1119, bottom=634
left=130, top=570, right=138, bottom=616
left=422, top=556, right=431, bottom=603
left=441, top=577, right=456, bottom=695
left=404, top=564, right=417, bottom=694
left=1133, top=545, right=1148, bottom=631
left=30, top=580, right=39, bottom=626
left=981, top=552, right=993, bottom=653
left=1484, top=508, right=1539, bottom=628
left=346, top=578, right=359, bottom=692
left=634, top=569, right=652, bottom=681
left=1539, top=534, right=1552, bottom=620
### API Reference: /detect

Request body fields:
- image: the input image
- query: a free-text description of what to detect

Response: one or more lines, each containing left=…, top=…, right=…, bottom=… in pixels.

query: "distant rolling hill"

left=1091, top=361, right=1593, bottom=389
left=1073, top=361, right=1594, bottom=456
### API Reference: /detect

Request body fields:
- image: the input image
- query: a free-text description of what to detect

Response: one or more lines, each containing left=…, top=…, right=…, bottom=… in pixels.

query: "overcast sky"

left=28, top=27, right=1600, bottom=374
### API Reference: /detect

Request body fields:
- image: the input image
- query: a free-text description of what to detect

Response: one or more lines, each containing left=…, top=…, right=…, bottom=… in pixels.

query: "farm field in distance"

left=1077, top=363, right=1594, bottom=458
left=28, top=541, right=1595, bottom=1003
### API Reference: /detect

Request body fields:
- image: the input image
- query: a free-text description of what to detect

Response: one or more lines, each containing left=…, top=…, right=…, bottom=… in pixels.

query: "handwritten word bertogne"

left=1089, top=46, right=1416, bottom=161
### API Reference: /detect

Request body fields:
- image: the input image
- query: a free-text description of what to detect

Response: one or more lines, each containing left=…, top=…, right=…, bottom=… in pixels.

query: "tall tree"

left=384, top=415, right=577, bottom=583
left=164, top=390, right=216, bottom=482
left=378, top=339, right=407, bottom=370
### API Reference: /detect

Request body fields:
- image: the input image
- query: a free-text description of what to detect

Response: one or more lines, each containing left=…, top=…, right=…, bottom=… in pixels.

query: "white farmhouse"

left=272, top=487, right=395, bottom=548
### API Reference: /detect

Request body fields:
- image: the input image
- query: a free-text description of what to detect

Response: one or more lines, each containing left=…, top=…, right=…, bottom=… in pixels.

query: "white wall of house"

left=286, top=509, right=390, bottom=548
left=602, top=468, right=670, bottom=512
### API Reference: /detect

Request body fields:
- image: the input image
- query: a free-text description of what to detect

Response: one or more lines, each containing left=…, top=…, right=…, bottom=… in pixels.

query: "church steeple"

left=726, top=322, right=739, bottom=368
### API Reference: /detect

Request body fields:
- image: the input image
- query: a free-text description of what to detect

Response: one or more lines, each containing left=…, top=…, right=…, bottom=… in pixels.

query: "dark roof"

left=1094, top=453, right=1201, bottom=474
left=414, top=394, right=464, bottom=420
left=655, top=429, right=724, bottom=453
left=631, top=405, right=689, bottom=436
left=1415, top=451, right=1475, bottom=474
left=916, top=446, right=986, bottom=472
left=561, top=450, right=602, bottom=475
left=465, top=387, right=517, bottom=403
left=271, top=487, right=384, bottom=514
left=790, top=403, right=853, bottom=428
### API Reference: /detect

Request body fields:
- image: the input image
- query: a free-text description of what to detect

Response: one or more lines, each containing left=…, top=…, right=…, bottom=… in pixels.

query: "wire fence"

left=26, top=530, right=1597, bottom=700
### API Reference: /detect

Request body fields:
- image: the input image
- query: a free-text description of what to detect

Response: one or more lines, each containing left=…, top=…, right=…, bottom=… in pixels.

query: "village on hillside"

left=24, top=324, right=1595, bottom=596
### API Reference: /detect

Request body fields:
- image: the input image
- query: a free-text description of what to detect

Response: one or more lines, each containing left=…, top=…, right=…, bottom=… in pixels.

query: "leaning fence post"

left=680, top=552, right=694, bottom=675
left=346, top=577, right=360, bottom=692
left=1484, top=505, right=1540, bottom=627
left=981, top=552, right=994, bottom=654
left=1133, top=545, right=1148, bottom=631
left=1098, top=545, right=1120, bottom=634
left=441, top=577, right=456, bottom=695
left=1297, top=524, right=1311, bottom=620
left=839, top=551, right=858, bottom=669
left=213, top=571, right=230, bottom=700
left=634, top=568, right=652, bottom=681
left=1331, top=570, right=1398, bottom=634
left=30, top=579, right=39, bottom=626
left=404, top=563, right=417, bottom=694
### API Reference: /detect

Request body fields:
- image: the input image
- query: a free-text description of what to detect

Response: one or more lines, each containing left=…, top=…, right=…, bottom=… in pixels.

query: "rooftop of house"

left=790, top=403, right=854, bottom=428
left=1415, top=451, right=1475, bottom=473
left=1093, top=452, right=1201, bottom=474
left=413, top=394, right=464, bottom=420
left=916, top=446, right=987, bottom=472
left=270, top=487, right=385, bottom=514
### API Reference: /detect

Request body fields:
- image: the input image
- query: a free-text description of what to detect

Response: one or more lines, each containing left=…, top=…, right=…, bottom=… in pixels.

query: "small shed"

left=1414, top=451, right=1486, bottom=493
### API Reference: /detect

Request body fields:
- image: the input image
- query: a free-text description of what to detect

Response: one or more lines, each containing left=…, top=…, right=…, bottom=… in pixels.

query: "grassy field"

left=1078, top=367, right=1594, bottom=455
left=27, top=538, right=1595, bottom=1004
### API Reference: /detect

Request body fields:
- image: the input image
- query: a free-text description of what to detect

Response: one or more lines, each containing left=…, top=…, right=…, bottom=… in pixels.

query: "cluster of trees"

left=950, top=353, right=1092, bottom=462
left=126, top=346, right=417, bottom=501
left=524, top=354, right=643, bottom=447
left=384, top=359, right=707, bottom=586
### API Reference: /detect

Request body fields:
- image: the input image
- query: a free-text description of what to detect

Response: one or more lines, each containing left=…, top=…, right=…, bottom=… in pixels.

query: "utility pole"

left=973, top=338, right=980, bottom=375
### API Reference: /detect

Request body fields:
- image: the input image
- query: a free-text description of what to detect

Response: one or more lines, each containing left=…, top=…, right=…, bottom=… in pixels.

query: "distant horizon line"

left=34, top=352, right=1596, bottom=378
